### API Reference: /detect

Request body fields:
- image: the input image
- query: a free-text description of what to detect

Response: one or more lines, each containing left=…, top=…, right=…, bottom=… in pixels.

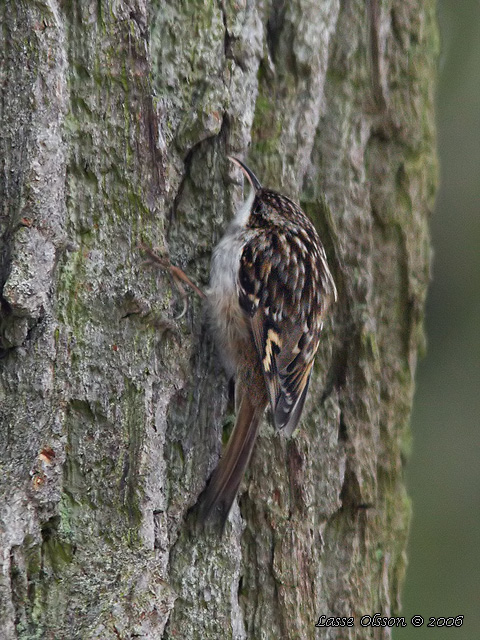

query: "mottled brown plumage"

left=198, top=157, right=336, bottom=529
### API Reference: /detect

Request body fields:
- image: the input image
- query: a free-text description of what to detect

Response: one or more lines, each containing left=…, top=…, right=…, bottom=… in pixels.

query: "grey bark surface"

left=0, top=1, right=437, bottom=639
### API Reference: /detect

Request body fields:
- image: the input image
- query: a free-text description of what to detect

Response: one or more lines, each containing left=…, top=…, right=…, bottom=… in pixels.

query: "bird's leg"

left=139, top=244, right=206, bottom=319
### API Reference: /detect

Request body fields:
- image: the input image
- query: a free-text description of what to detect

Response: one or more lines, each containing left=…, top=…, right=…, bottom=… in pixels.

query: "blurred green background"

left=395, top=1, right=480, bottom=638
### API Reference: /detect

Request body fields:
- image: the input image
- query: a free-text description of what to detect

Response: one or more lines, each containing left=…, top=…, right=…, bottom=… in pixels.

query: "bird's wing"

left=238, top=226, right=328, bottom=436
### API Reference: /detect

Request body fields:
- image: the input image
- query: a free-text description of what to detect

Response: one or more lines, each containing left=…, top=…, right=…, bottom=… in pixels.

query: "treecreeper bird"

left=196, top=157, right=337, bottom=530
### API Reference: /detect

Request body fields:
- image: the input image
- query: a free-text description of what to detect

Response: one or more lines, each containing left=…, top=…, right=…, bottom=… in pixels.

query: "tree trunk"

left=0, top=1, right=437, bottom=639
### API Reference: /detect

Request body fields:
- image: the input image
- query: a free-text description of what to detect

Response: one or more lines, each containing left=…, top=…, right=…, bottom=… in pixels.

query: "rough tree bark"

left=0, top=1, right=437, bottom=639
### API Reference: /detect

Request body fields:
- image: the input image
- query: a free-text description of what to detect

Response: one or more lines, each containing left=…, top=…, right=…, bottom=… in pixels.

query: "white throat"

left=232, top=184, right=256, bottom=229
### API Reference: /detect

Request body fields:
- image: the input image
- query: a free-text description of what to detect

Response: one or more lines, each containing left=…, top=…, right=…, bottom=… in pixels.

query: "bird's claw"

left=139, top=244, right=205, bottom=320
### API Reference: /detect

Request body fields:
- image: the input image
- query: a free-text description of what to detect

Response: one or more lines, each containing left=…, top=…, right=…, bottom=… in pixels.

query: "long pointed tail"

left=197, top=394, right=263, bottom=530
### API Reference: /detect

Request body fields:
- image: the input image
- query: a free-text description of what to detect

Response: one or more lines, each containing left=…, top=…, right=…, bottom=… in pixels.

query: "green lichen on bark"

left=1, top=0, right=437, bottom=638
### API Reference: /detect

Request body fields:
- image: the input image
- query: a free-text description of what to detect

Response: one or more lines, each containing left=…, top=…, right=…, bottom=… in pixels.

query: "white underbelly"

left=208, top=230, right=248, bottom=375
